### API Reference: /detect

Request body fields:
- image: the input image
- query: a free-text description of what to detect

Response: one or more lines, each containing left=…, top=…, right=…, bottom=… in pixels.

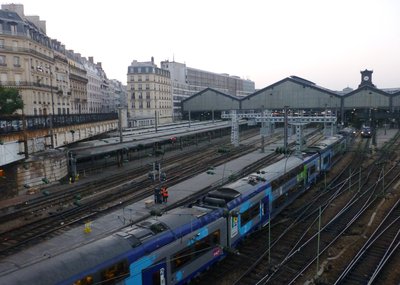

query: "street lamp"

left=37, top=65, right=55, bottom=148
left=49, top=66, right=55, bottom=148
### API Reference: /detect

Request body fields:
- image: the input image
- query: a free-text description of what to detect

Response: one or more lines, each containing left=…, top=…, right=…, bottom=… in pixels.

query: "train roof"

left=0, top=235, right=132, bottom=285
left=199, top=153, right=318, bottom=209
left=308, top=135, right=343, bottom=150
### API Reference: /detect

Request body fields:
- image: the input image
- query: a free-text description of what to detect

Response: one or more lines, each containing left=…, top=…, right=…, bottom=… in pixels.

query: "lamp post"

left=48, top=65, right=55, bottom=149
left=37, top=65, right=55, bottom=148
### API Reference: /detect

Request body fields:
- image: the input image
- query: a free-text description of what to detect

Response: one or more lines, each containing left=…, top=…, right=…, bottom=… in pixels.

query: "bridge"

left=0, top=113, right=118, bottom=166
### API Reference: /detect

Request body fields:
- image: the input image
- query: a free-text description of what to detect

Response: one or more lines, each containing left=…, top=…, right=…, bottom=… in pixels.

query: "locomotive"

left=361, top=125, right=373, bottom=138
left=0, top=135, right=346, bottom=285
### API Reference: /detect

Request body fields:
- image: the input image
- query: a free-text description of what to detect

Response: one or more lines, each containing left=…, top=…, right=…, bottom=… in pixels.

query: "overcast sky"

left=7, top=0, right=400, bottom=90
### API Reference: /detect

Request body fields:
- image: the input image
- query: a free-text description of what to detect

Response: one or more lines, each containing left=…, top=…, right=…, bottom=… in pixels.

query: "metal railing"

left=0, top=81, right=58, bottom=91
left=0, top=113, right=118, bottom=134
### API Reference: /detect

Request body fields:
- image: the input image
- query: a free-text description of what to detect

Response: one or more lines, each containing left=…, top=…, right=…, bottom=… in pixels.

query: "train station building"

left=182, top=70, right=400, bottom=128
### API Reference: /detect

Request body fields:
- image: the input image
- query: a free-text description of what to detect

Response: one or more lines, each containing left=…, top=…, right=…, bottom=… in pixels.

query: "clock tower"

left=358, top=69, right=375, bottom=88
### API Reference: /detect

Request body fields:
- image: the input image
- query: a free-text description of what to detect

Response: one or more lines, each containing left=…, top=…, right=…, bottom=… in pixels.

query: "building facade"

left=0, top=4, right=124, bottom=117
left=127, top=57, right=172, bottom=127
left=160, top=60, right=255, bottom=120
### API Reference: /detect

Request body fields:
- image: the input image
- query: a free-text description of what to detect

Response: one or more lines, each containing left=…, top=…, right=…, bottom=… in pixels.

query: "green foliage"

left=0, top=86, right=23, bottom=115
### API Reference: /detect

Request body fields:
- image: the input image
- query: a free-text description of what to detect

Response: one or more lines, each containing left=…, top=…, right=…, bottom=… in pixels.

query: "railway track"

left=193, top=131, right=400, bottom=285
left=192, top=137, right=367, bottom=285
left=0, top=129, right=323, bottom=258
left=334, top=199, right=400, bottom=284
left=260, top=132, right=400, bottom=285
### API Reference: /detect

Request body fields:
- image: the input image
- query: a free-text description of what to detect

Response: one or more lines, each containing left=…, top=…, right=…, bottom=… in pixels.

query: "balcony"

left=0, top=44, right=54, bottom=61
left=0, top=81, right=59, bottom=91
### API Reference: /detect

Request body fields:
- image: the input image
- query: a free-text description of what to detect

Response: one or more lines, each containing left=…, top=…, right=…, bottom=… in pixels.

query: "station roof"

left=68, top=121, right=238, bottom=159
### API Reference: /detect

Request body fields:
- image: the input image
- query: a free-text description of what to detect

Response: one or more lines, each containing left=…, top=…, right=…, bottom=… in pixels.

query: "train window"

left=309, top=165, right=316, bottom=175
left=100, top=260, right=129, bottom=284
left=171, top=230, right=221, bottom=273
left=323, top=156, right=330, bottom=165
left=241, top=203, right=260, bottom=226
left=212, top=230, right=220, bottom=244
left=273, top=195, right=286, bottom=209
left=73, top=275, right=94, bottom=285
left=151, top=270, right=161, bottom=285
left=271, top=164, right=304, bottom=190
left=172, top=247, right=192, bottom=272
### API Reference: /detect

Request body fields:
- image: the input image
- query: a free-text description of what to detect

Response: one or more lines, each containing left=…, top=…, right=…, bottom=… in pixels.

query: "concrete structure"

left=127, top=57, right=172, bottom=127
left=160, top=60, right=255, bottom=120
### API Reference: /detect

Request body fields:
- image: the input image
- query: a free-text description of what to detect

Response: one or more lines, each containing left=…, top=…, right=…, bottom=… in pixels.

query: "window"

left=15, top=74, right=21, bottom=85
left=10, top=24, right=17, bottom=35
left=101, top=260, right=129, bottom=284
left=13, top=56, right=20, bottom=67
left=73, top=275, right=93, bottom=285
left=171, top=230, right=221, bottom=273
left=241, top=203, right=260, bottom=226
left=0, top=39, right=4, bottom=48
left=0, top=55, right=6, bottom=66
left=0, top=73, right=7, bottom=84
left=273, top=194, right=287, bottom=209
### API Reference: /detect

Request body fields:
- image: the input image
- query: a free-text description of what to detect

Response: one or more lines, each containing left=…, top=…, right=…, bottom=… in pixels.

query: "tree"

left=0, top=86, right=24, bottom=115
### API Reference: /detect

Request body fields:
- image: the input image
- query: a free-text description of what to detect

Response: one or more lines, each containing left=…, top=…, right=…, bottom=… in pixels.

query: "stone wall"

left=15, top=149, right=68, bottom=195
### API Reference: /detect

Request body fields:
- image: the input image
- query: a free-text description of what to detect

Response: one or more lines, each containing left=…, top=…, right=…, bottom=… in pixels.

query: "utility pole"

left=284, top=106, right=289, bottom=152
left=49, top=65, right=55, bottom=149
left=316, top=206, right=321, bottom=274
left=118, top=107, right=123, bottom=143
left=155, top=110, right=158, bottom=133
left=22, top=108, right=29, bottom=159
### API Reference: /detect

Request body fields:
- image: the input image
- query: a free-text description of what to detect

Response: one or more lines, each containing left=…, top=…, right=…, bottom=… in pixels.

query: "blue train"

left=0, top=135, right=346, bottom=285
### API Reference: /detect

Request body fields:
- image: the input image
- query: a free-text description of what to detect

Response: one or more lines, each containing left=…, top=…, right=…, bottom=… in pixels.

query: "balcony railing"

left=0, top=81, right=58, bottom=91
left=0, top=45, right=54, bottom=62
left=0, top=113, right=118, bottom=135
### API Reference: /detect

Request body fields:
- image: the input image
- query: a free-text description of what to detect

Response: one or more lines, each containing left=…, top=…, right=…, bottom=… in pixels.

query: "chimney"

left=97, top=62, right=102, bottom=69
left=151, top=56, right=154, bottom=65
left=2, top=4, right=24, bottom=17
left=88, top=56, right=94, bottom=63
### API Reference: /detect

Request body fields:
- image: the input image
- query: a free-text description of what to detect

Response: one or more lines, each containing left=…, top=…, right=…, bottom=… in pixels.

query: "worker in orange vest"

left=161, top=186, right=169, bottom=203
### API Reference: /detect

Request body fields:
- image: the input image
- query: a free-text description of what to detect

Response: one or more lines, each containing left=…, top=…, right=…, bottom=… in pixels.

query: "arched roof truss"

left=182, top=88, right=240, bottom=112
left=343, top=86, right=390, bottom=109
left=241, top=77, right=340, bottom=110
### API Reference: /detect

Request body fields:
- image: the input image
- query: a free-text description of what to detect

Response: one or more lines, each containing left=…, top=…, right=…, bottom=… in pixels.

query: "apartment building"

left=66, top=51, right=88, bottom=114
left=0, top=5, right=56, bottom=116
left=82, top=56, right=103, bottom=113
left=127, top=57, right=172, bottom=127
left=0, top=4, right=124, bottom=117
left=160, top=60, right=255, bottom=119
